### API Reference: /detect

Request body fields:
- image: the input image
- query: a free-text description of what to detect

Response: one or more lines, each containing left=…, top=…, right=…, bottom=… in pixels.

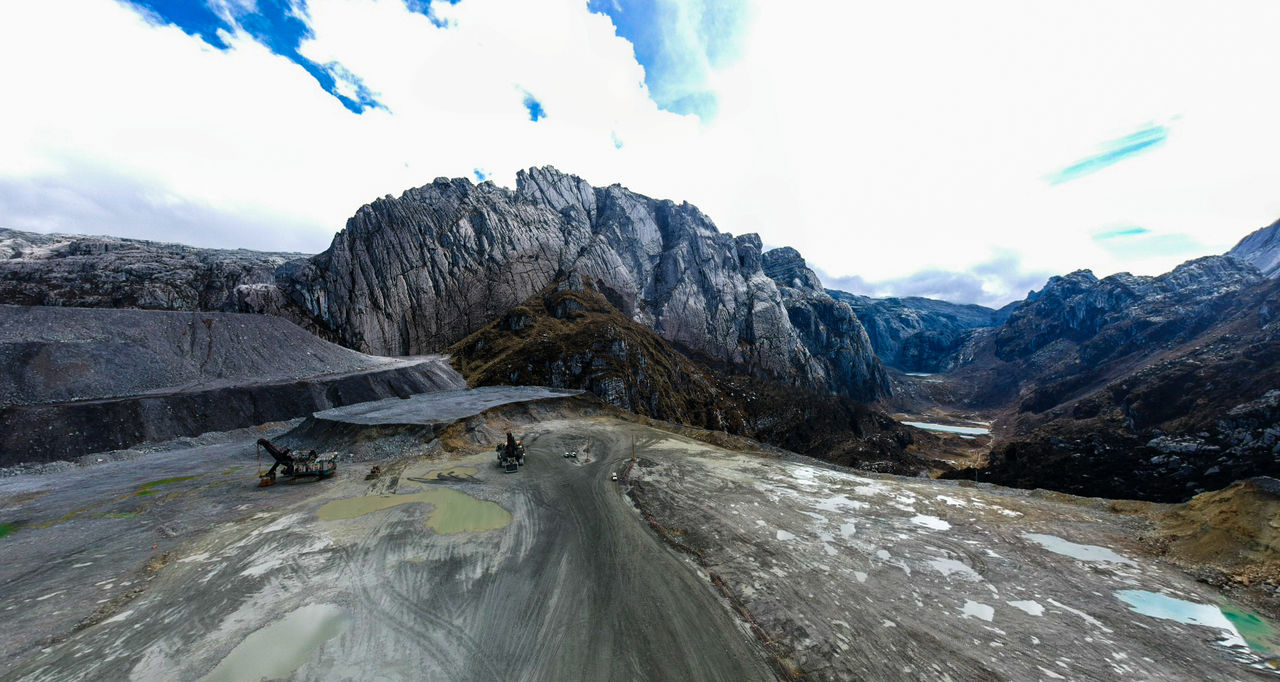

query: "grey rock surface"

left=827, top=288, right=1005, bottom=372
left=0, top=228, right=303, bottom=312
left=762, top=247, right=889, bottom=398
left=0, top=304, right=405, bottom=407
left=1229, top=218, right=1280, bottom=278
left=990, top=255, right=1262, bottom=363
left=275, top=167, right=889, bottom=399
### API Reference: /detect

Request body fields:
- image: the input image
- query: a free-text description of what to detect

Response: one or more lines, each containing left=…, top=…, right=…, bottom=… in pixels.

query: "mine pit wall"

left=0, top=362, right=463, bottom=466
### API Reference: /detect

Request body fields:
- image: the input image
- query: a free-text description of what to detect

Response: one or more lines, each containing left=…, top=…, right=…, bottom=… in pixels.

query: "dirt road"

left=0, top=409, right=772, bottom=680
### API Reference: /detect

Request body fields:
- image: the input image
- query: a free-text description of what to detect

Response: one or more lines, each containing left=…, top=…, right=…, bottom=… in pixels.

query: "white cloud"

left=2, top=0, right=1280, bottom=306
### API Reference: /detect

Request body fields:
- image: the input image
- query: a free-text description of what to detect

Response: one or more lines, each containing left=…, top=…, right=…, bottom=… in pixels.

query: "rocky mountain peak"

left=761, top=246, right=823, bottom=292
left=1228, top=218, right=1280, bottom=278
left=274, top=170, right=890, bottom=401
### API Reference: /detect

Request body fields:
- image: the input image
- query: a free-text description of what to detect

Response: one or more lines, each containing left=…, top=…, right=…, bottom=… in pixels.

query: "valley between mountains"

left=2, top=168, right=1278, bottom=680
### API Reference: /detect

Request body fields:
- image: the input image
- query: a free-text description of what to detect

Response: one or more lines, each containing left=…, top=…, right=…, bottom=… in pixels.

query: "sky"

left=3, top=1, right=1280, bottom=307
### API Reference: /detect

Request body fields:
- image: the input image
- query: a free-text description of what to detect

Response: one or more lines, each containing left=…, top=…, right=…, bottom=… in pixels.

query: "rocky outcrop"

left=992, top=256, right=1260, bottom=363
left=941, top=255, right=1265, bottom=410
left=0, top=228, right=303, bottom=312
left=449, top=274, right=922, bottom=473
left=826, top=289, right=1005, bottom=372
left=944, top=263, right=1280, bottom=501
left=761, top=247, right=888, bottom=398
left=276, top=167, right=888, bottom=400
left=1229, top=218, right=1280, bottom=278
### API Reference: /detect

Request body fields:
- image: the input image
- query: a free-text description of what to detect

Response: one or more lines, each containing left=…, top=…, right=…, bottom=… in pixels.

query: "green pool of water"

left=318, top=488, right=511, bottom=534
left=1117, top=590, right=1279, bottom=657
left=1222, top=605, right=1280, bottom=655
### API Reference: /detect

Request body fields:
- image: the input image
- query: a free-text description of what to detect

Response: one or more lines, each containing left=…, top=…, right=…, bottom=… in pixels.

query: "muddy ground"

left=2, top=391, right=1278, bottom=680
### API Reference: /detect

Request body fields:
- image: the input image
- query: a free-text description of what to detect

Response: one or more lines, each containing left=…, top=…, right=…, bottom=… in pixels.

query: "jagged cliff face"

left=448, top=273, right=921, bottom=473
left=827, top=289, right=1006, bottom=373
left=1229, top=218, right=1280, bottom=278
left=276, top=167, right=889, bottom=400
left=760, top=247, right=888, bottom=399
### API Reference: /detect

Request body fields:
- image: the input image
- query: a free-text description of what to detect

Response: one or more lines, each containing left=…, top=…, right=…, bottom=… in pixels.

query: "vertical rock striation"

left=1228, top=217, right=1280, bottom=278
left=275, top=167, right=890, bottom=400
left=761, top=247, right=888, bottom=399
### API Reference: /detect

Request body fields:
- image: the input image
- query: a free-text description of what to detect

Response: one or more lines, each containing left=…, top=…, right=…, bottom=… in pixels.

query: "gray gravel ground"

left=0, top=305, right=408, bottom=408
left=629, top=435, right=1280, bottom=680
left=3, top=401, right=1277, bottom=680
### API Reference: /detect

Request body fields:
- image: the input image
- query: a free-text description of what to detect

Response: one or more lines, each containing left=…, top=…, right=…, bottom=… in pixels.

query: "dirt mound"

left=0, top=305, right=465, bottom=462
left=0, top=305, right=407, bottom=407
left=1157, top=477, right=1280, bottom=587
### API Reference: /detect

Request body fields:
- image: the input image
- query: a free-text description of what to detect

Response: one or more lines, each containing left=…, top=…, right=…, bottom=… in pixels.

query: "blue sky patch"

left=1046, top=123, right=1170, bottom=185
left=472, top=168, right=489, bottom=182
left=522, top=92, right=547, bottom=122
left=611, top=131, right=624, bottom=149
left=588, top=0, right=747, bottom=120
left=125, top=0, right=231, bottom=49
left=122, top=0, right=385, bottom=114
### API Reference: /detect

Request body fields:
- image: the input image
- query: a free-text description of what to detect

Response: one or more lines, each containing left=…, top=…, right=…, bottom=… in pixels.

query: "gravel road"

left=0, top=406, right=773, bottom=680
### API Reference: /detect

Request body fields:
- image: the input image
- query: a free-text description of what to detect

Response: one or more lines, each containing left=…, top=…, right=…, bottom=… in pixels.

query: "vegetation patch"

left=0, top=522, right=16, bottom=539
left=138, top=475, right=198, bottom=491
left=448, top=275, right=928, bottom=474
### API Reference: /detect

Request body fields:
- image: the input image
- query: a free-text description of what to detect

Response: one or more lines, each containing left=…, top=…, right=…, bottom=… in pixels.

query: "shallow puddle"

left=1022, top=533, right=1136, bottom=565
left=317, top=488, right=511, bottom=534
left=1222, top=606, right=1280, bottom=655
left=204, top=603, right=348, bottom=682
left=1114, top=589, right=1277, bottom=660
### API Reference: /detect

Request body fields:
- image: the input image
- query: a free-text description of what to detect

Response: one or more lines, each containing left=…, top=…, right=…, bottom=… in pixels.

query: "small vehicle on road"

left=611, top=472, right=618, bottom=481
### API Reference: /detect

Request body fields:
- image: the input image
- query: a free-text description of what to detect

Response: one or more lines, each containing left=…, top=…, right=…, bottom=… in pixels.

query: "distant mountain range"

left=937, top=219, right=1280, bottom=500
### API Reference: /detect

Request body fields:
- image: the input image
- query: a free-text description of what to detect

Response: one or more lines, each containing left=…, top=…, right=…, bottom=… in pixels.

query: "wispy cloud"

left=1093, top=225, right=1151, bottom=240
left=1046, top=123, right=1169, bottom=185
left=815, top=252, right=1053, bottom=308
